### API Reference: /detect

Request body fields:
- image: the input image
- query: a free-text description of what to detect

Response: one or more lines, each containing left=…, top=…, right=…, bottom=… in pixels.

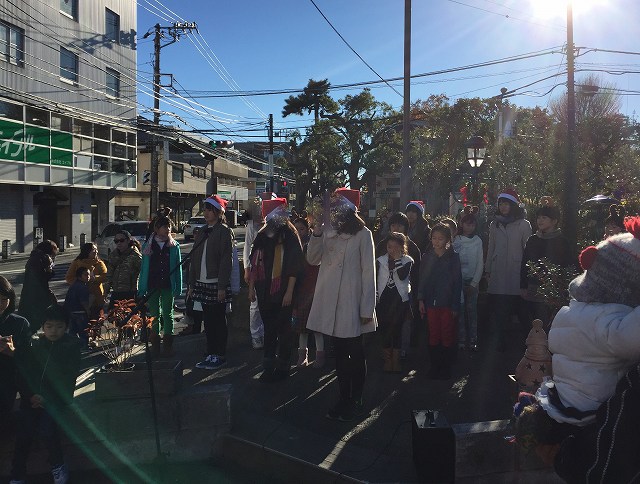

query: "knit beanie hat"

left=569, top=217, right=640, bottom=307
left=498, top=188, right=520, bottom=205
left=535, top=196, right=560, bottom=221
left=406, top=200, right=425, bottom=215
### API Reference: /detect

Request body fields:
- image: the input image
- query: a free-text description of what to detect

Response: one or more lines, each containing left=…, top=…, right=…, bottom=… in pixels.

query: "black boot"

left=438, top=346, right=453, bottom=380
left=427, top=345, right=440, bottom=379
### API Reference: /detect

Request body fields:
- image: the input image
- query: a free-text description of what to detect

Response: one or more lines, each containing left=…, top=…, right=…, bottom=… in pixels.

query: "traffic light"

left=208, top=140, right=234, bottom=149
left=142, top=170, right=150, bottom=185
left=281, top=181, right=288, bottom=193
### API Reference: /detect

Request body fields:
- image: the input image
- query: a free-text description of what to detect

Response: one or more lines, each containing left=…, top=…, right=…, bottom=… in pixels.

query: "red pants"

left=426, top=307, right=456, bottom=347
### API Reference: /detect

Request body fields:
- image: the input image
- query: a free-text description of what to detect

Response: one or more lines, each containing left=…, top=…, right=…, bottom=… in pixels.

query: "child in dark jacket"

left=11, top=304, right=81, bottom=484
left=418, top=223, right=462, bottom=380
left=63, top=267, right=93, bottom=347
left=0, top=276, right=31, bottom=422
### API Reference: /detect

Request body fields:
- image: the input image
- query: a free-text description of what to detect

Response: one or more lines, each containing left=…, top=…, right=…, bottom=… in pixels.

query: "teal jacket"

left=138, top=239, right=182, bottom=297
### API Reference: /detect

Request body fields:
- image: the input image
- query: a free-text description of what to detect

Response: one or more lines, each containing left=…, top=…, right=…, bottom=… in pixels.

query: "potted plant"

left=88, top=299, right=152, bottom=371
left=90, top=299, right=183, bottom=400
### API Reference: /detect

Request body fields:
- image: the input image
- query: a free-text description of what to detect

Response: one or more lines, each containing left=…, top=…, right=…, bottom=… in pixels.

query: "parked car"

left=95, top=221, right=150, bottom=258
left=183, top=216, right=206, bottom=241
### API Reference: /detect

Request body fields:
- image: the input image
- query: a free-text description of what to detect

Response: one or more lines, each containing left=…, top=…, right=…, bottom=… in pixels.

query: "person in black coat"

left=17, top=240, right=59, bottom=333
left=248, top=199, right=304, bottom=382
left=0, top=276, right=32, bottom=424
left=520, top=202, right=577, bottom=327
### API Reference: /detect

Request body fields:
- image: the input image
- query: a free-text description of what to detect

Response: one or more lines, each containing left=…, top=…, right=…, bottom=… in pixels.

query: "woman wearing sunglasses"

left=105, top=230, right=142, bottom=309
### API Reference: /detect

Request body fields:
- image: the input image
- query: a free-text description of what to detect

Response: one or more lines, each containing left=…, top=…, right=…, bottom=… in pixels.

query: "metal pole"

left=150, top=23, right=161, bottom=217
left=400, top=0, right=412, bottom=207
left=564, top=3, right=577, bottom=249
left=268, top=114, right=274, bottom=192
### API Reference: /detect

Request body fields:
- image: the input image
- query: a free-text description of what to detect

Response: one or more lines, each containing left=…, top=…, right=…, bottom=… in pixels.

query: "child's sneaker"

left=195, top=354, right=227, bottom=370
left=52, top=463, right=69, bottom=484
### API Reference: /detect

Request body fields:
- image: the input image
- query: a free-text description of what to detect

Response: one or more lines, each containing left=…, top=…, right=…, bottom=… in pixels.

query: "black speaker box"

left=412, top=410, right=455, bottom=483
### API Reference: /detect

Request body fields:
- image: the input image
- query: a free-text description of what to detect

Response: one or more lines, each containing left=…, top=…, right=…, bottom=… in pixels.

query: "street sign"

left=170, top=152, right=205, bottom=162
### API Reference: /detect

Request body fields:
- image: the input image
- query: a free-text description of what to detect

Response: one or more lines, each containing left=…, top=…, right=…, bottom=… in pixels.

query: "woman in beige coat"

left=306, top=188, right=376, bottom=422
left=485, top=188, right=531, bottom=351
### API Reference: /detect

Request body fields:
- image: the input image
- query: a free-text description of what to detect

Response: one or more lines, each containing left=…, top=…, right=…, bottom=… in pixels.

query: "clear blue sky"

left=136, top=0, right=640, bottom=144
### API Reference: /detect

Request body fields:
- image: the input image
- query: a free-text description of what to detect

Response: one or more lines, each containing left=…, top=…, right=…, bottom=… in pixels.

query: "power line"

left=445, top=0, right=566, bottom=31
left=307, top=0, right=403, bottom=99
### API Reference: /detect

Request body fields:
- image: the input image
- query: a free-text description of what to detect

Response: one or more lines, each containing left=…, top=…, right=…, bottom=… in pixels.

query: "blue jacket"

left=138, top=240, right=182, bottom=297
left=417, top=249, right=462, bottom=312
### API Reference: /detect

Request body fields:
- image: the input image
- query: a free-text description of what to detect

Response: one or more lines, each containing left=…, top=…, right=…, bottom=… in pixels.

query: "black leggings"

left=259, top=302, right=293, bottom=367
left=202, top=302, right=227, bottom=357
left=332, top=335, right=366, bottom=402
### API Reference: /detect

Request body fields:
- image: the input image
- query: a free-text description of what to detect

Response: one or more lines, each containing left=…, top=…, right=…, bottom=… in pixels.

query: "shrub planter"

left=95, top=360, right=183, bottom=400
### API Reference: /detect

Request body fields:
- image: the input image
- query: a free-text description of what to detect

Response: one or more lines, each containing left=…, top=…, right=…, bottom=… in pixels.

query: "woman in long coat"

left=306, top=188, right=376, bottom=422
left=485, top=188, right=531, bottom=351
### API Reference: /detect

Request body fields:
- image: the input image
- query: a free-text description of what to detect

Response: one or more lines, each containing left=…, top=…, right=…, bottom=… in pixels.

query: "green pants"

left=147, top=288, right=174, bottom=336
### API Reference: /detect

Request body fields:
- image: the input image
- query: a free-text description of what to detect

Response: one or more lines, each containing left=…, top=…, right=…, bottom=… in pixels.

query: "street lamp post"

left=466, top=136, right=486, bottom=205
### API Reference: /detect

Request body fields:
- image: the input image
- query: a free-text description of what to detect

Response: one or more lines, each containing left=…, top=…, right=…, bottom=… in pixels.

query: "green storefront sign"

left=0, top=119, right=73, bottom=166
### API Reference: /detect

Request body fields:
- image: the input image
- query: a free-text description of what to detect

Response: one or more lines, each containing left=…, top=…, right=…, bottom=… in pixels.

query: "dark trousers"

left=333, top=335, right=366, bottom=402
left=259, top=302, right=293, bottom=369
left=491, top=294, right=528, bottom=346
left=68, top=312, right=89, bottom=347
left=11, top=408, right=64, bottom=480
left=202, top=302, right=227, bottom=357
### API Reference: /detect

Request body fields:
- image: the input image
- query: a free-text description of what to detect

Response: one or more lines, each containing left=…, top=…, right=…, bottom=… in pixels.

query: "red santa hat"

left=262, top=197, right=288, bottom=222
left=498, top=188, right=520, bottom=205
left=406, top=200, right=425, bottom=215
left=203, top=194, right=227, bottom=213
left=334, top=188, right=360, bottom=212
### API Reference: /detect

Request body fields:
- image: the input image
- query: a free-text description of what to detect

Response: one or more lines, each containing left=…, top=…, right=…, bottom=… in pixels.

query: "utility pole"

left=146, top=21, right=197, bottom=217
left=399, top=0, right=412, bottom=207
left=564, top=4, right=578, bottom=249
left=268, top=113, right=274, bottom=192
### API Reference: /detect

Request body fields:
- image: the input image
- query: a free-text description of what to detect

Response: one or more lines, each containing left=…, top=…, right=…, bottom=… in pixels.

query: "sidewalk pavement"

left=0, top=283, right=561, bottom=483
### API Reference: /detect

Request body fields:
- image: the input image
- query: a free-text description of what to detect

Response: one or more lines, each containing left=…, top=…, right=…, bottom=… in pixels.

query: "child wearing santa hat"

left=485, top=188, right=532, bottom=351
left=248, top=198, right=304, bottom=382
left=192, top=195, right=234, bottom=371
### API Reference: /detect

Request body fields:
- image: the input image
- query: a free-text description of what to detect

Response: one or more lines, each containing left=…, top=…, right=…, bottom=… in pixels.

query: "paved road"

left=0, top=227, right=247, bottom=310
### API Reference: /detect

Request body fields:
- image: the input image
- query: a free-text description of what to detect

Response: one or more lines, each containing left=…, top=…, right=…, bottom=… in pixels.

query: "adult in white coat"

left=485, top=188, right=531, bottom=351
left=306, top=188, right=376, bottom=422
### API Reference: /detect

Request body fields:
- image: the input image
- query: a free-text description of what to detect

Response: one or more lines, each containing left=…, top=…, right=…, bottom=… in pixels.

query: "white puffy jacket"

left=546, top=300, right=640, bottom=423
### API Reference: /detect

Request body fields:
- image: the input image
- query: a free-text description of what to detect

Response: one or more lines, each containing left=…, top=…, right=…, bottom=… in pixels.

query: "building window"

left=172, top=164, right=184, bottom=183
left=105, top=9, right=120, bottom=43
left=60, top=0, right=78, bottom=20
left=0, top=21, right=25, bottom=67
left=60, top=47, right=78, bottom=83
left=106, top=68, right=120, bottom=97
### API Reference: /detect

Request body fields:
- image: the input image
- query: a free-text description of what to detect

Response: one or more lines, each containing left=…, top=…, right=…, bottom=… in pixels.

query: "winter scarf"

left=249, top=234, right=284, bottom=296
left=142, top=233, right=176, bottom=256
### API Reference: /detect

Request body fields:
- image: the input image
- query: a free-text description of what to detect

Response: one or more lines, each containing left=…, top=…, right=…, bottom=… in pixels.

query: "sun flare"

left=531, top=0, right=605, bottom=19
